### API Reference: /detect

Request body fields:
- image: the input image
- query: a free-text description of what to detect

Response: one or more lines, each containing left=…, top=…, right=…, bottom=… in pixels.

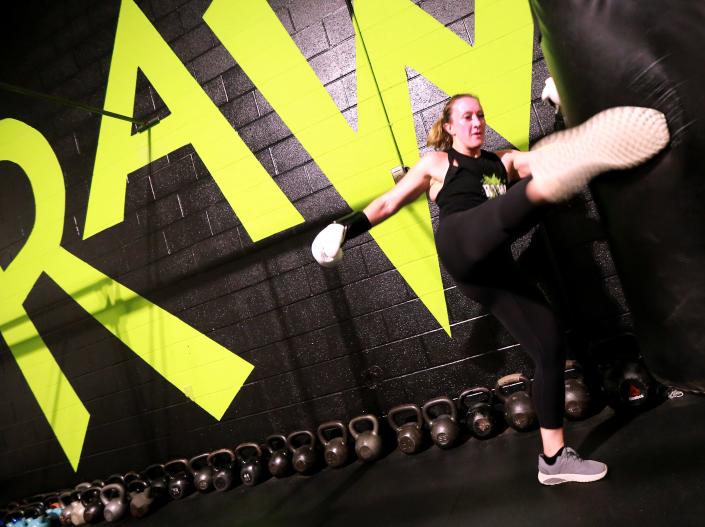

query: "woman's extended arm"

left=363, top=155, right=434, bottom=226
left=311, top=154, right=436, bottom=267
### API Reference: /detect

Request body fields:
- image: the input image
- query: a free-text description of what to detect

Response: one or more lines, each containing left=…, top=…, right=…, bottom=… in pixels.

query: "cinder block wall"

left=0, top=0, right=631, bottom=500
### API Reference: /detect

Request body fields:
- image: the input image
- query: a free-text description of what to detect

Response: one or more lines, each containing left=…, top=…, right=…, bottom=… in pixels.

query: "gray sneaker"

left=538, top=447, right=608, bottom=485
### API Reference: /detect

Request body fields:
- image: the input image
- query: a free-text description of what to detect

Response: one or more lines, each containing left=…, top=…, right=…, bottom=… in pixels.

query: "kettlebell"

left=348, top=414, right=383, bottom=462
left=100, top=484, right=126, bottom=523
left=164, top=458, right=193, bottom=500
left=564, top=360, right=591, bottom=419
left=603, top=358, right=654, bottom=410
left=459, top=387, right=495, bottom=438
left=235, top=442, right=264, bottom=486
left=123, top=470, right=140, bottom=488
left=207, top=449, right=236, bottom=492
left=188, top=452, right=213, bottom=493
left=79, top=487, right=103, bottom=524
left=422, top=396, right=459, bottom=449
left=286, top=430, right=317, bottom=474
left=387, top=404, right=424, bottom=454
left=496, top=374, right=537, bottom=432
left=317, top=421, right=349, bottom=468
left=58, top=491, right=73, bottom=526
left=142, top=464, right=168, bottom=502
left=127, top=479, right=153, bottom=518
left=265, top=434, right=291, bottom=478
left=69, top=485, right=89, bottom=526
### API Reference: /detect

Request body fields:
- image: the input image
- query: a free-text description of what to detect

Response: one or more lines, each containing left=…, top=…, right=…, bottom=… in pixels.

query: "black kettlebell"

left=459, top=386, right=495, bottom=438
left=164, top=458, right=193, bottom=500
left=100, top=483, right=127, bottom=522
left=127, top=478, right=153, bottom=518
left=265, top=434, right=291, bottom=478
left=422, top=396, right=459, bottom=449
left=348, top=414, right=383, bottom=462
left=564, top=360, right=591, bottom=419
left=496, top=374, right=537, bottom=432
left=235, top=442, right=264, bottom=486
left=603, top=358, right=654, bottom=410
left=188, top=452, right=213, bottom=493
left=142, top=464, right=168, bottom=502
left=123, top=470, right=140, bottom=488
left=387, top=404, right=424, bottom=454
left=58, top=491, right=73, bottom=526
left=286, top=430, right=317, bottom=474
left=317, top=420, right=349, bottom=468
left=80, top=487, right=103, bottom=524
left=208, top=448, right=236, bottom=492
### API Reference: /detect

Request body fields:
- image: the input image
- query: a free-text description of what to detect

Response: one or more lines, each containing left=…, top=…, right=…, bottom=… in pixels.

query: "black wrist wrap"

left=339, top=211, right=372, bottom=240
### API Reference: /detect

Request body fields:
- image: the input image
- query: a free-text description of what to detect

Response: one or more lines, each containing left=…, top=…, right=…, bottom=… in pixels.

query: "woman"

left=312, top=94, right=669, bottom=485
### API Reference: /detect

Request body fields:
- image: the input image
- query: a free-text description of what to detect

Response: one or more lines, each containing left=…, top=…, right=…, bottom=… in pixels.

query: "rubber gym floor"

left=111, top=394, right=705, bottom=526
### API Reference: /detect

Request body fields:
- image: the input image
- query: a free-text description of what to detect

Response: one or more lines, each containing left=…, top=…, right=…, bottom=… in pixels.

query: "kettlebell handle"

left=100, top=483, right=125, bottom=505
left=80, top=486, right=101, bottom=505
left=421, top=396, right=457, bottom=425
left=348, top=414, right=379, bottom=440
left=235, top=442, right=262, bottom=461
left=496, top=373, right=532, bottom=400
left=265, top=434, right=288, bottom=453
left=459, top=386, right=493, bottom=407
left=286, top=430, right=316, bottom=453
left=316, top=420, right=348, bottom=446
left=164, top=458, right=190, bottom=476
left=387, top=404, right=423, bottom=432
left=188, top=452, right=211, bottom=473
left=207, top=448, right=235, bottom=466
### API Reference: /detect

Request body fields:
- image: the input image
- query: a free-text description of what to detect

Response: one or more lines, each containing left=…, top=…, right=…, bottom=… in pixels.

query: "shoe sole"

left=538, top=466, right=608, bottom=486
left=528, top=106, right=670, bottom=201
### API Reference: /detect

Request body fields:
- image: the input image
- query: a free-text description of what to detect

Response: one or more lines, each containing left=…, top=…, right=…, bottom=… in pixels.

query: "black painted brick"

left=125, top=174, right=156, bottom=212
left=121, top=229, right=170, bottom=272
left=72, top=25, right=115, bottom=68
left=191, top=227, right=242, bottom=269
left=309, top=46, right=343, bottom=86
left=203, top=75, right=227, bottom=107
left=276, top=164, right=311, bottom=201
left=221, top=65, right=255, bottom=100
left=293, top=21, right=329, bottom=59
left=150, top=0, right=190, bottom=20
left=178, top=0, right=212, bottom=31
left=163, top=210, right=212, bottom=253
left=420, top=0, right=474, bottom=25
left=154, top=10, right=184, bottom=42
left=181, top=286, right=252, bottom=332
left=177, top=176, right=226, bottom=217
left=296, top=186, right=348, bottom=221
left=239, top=111, right=292, bottom=153
left=171, top=23, right=217, bottom=64
left=203, top=200, right=239, bottom=234
left=223, top=91, right=260, bottom=130
left=187, top=44, right=236, bottom=84
left=150, top=154, right=197, bottom=199
left=288, top=0, right=346, bottom=31
left=381, top=298, right=442, bottom=341
left=323, top=6, right=353, bottom=46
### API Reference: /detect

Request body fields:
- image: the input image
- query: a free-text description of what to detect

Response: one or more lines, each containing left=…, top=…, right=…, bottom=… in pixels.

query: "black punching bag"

left=529, top=0, right=705, bottom=392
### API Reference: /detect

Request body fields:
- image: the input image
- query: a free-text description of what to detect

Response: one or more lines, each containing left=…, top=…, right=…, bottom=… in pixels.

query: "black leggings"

left=435, top=178, right=565, bottom=429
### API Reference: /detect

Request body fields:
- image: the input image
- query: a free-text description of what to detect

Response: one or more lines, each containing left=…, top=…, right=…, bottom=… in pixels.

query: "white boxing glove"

left=311, top=223, right=346, bottom=268
left=541, top=77, right=561, bottom=109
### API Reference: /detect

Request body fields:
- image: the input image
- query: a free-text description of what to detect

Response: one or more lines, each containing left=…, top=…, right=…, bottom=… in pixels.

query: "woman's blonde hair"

left=426, top=93, right=480, bottom=151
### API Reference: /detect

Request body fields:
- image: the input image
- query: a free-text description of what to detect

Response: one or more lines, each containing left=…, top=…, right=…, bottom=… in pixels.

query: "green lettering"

left=84, top=0, right=303, bottom=241
left=0, top=119, right=254, bottom=470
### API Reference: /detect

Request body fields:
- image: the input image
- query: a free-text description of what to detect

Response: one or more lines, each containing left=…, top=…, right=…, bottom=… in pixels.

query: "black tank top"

left=435, top=148, right=509, bottom=218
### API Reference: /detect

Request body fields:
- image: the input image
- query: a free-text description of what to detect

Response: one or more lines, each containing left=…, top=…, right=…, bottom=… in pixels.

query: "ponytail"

left=426, top=93, right=480, bottom=151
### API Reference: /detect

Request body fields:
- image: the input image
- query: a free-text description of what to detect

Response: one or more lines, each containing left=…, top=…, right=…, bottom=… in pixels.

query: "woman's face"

left=443, top=97, right=486, bottom=152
